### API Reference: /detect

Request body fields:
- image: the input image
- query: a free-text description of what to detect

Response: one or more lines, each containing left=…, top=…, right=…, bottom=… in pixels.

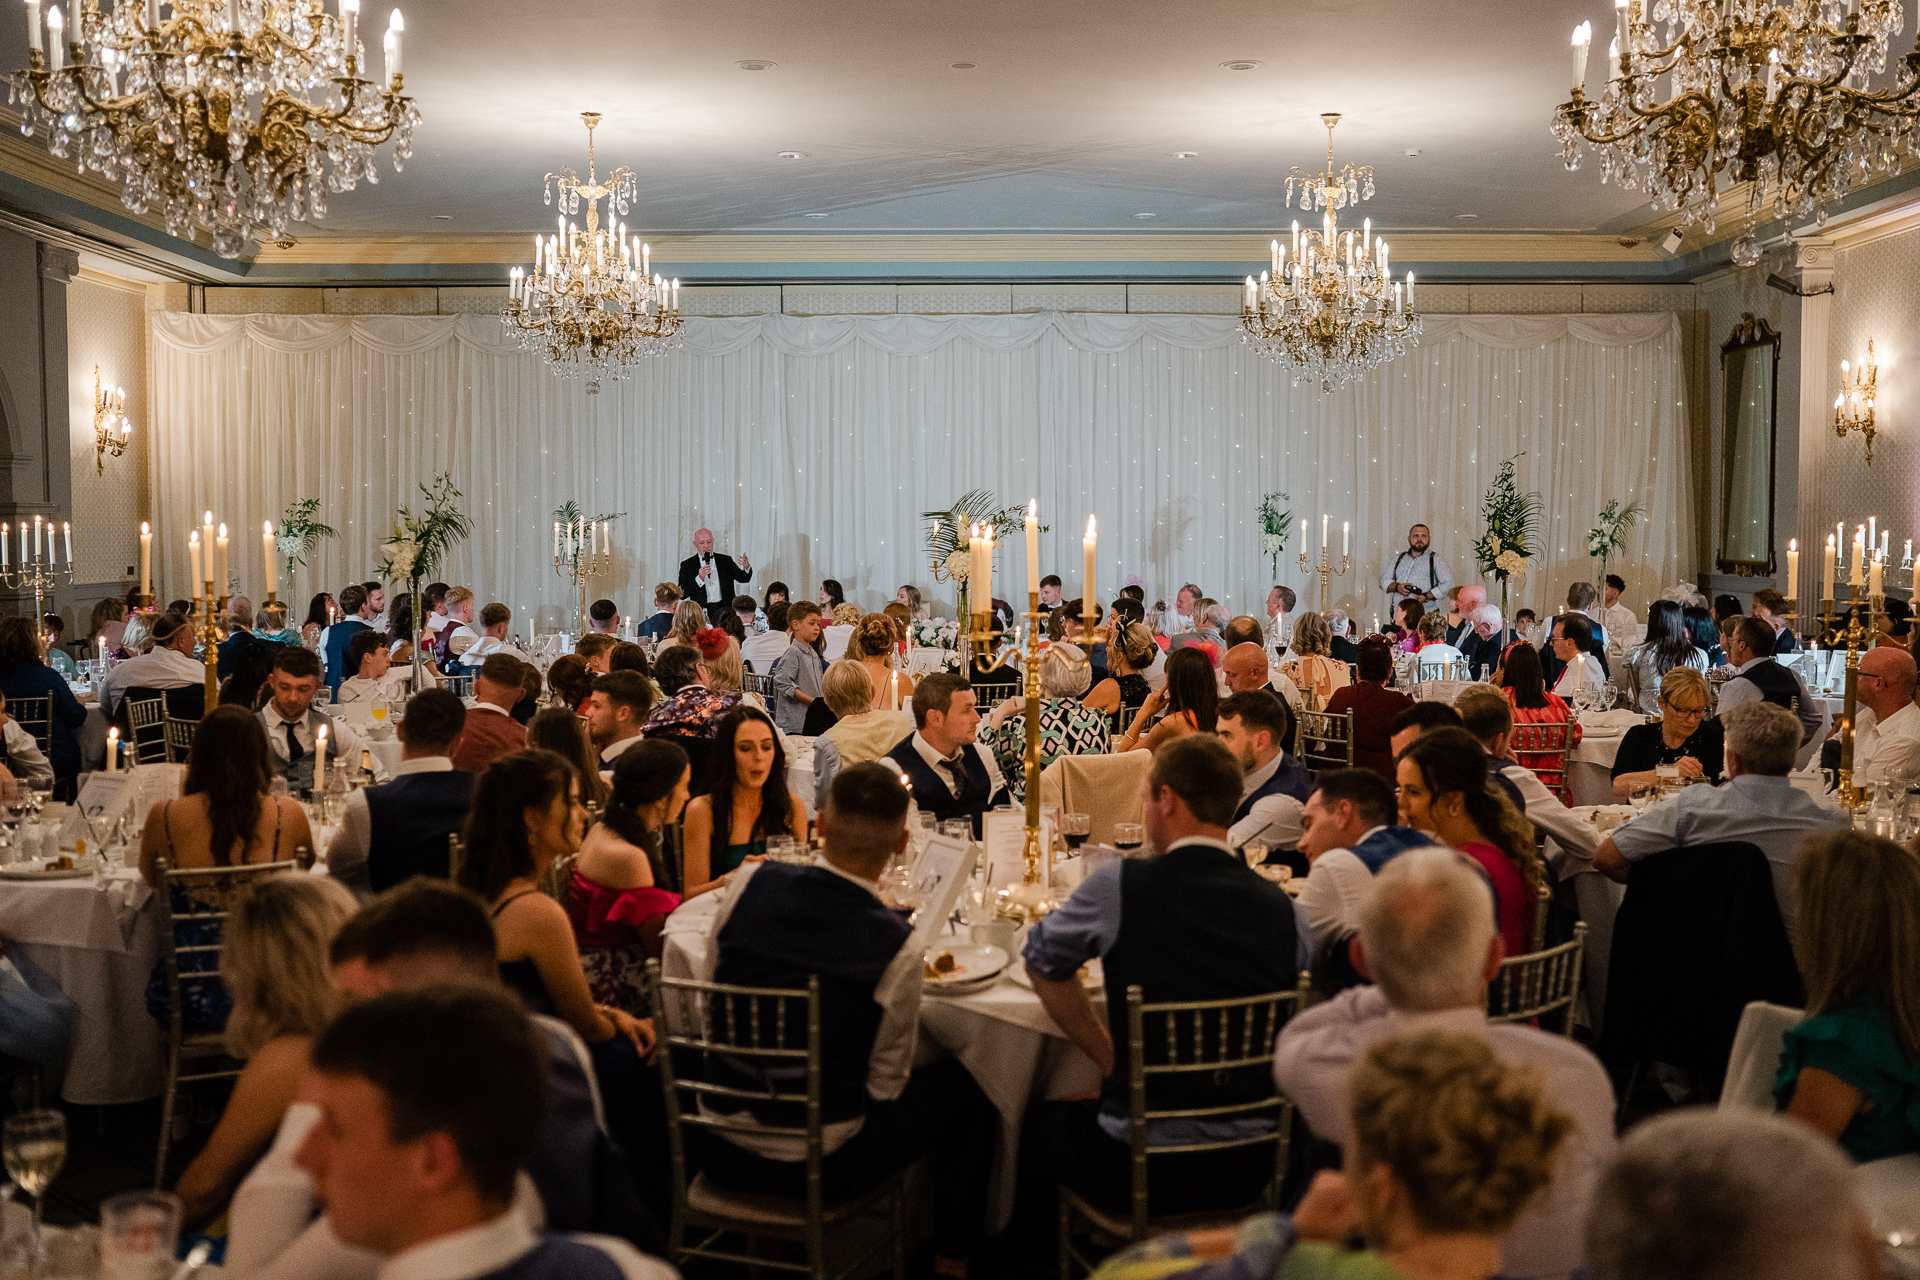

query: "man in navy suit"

left=676, top=528, right=752, bottom=625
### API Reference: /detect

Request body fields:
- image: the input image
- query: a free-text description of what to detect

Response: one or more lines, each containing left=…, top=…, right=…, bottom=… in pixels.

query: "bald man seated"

left=1854, top=647, right=1920, bottom=787
left=1222, top=641, right=1301, bottom=739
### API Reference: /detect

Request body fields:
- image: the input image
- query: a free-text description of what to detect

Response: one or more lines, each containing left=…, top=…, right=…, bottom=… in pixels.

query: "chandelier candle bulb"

left=1083, top=516, right=1096, bottom=611
left=2, top=524, right=8, bottom=569
left=44, top=4, right=58, bottom=71
left=340, top=0, right=356, bottom=64
left=1024, top=500, right=1039, bottom=598
left=386, top=9, right=401, bottom=79
left=1571, top=20, right=1592, bottom=91
left=1787, top=539, right=1798, bottom=603
left=25, top=0, right=39, bottom=52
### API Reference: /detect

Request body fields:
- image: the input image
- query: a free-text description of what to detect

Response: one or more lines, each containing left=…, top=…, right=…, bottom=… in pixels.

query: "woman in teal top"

left=1774, top=831, right=1920, bottom=1163
left=678, top=704, right=806, bottom=902
left=250, top=602, right=301, bottom=647
left=1088, top=1029, right=1568, bottom=1280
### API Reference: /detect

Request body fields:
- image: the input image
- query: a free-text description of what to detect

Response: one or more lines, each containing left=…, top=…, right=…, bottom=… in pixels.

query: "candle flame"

left=1085, top=515, right=1096, bottom=538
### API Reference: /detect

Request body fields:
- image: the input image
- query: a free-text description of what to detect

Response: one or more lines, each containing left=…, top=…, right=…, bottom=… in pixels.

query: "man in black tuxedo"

left=677, top=527, right=753, bottom=625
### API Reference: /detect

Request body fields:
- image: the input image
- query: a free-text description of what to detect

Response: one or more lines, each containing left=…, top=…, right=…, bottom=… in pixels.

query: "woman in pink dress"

left=1395, top=726, right=1543, bottom=959
left=564, top=738, right=690, bottom=1017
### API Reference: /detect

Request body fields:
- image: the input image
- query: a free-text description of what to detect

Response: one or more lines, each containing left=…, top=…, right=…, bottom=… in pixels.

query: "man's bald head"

left=1859, top=646, right=1918, bottom=718
left=1456, top=585, right=1487, bottom=614
left=1223, top=643, right=1271, bottom=693
left=1222, top=615, right=1266, bottom=649
left=693, top=528, right=715, bottom=553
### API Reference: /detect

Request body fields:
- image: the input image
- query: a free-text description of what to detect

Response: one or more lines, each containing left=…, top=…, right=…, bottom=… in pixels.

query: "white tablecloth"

left=661, top=889, right=1095, bottom=1232
left=785, top=738, right=817, bottom=819
left=0, top=865, right=164, bottom=1104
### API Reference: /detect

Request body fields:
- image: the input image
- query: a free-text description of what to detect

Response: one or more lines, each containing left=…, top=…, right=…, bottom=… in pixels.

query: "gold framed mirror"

left=1718, top=313, right=1781, bottom=575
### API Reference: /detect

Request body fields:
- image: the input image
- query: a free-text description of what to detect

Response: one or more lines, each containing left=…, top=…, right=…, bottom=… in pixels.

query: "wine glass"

left=1112, top=822, right=1145, bottom=855
left=4, top=1109, right=67, bottom=1265
left=1060, top=813, right=1091, bottom=852
left=370, top=698, right=389, bottom=725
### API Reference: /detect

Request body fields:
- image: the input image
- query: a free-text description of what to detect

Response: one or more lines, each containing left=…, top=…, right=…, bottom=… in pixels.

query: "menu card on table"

left=905, top=834, right=976, bottom=951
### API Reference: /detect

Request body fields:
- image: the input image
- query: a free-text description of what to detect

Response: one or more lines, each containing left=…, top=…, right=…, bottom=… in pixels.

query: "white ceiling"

left=4, top=0, right=1670, bottom=242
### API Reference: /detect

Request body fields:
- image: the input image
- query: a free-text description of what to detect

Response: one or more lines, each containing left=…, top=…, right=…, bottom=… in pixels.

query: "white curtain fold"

left=149, top=309, right=1693, bottom=628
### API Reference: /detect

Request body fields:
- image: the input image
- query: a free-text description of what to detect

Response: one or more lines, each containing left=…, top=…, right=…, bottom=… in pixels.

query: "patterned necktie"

left=285, top=721, right=305, bottom=765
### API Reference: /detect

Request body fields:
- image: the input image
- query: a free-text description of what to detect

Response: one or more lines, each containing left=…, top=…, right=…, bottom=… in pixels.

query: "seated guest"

left=1621, top=599, right=1708, bottom=714
left=258, top=646, right=378, bottom=792
left=251, top=601, right=298, bottom=646
left=1548, top=612, right=1608, bottom=702
left=1874, top=598, right=1914, bottom=650
left=325, top=690, right=471, bottom=897
left=1499, top=642, right=1582, bottom=794
left=643, top=631, right=743, bottom=741
left=334, top=629, right=405, bottom=706
left=848, top=613, right=910, bottom=713
left=981, top=643, right=1111, bottom=801
left=638, top=582, right=680, bottom=642
left=1444, top=584, right=1488, bottom=645
left=822, top=601, right=861, bottom=662
left=173, top=876, right=356, bottom=1225
left=585, top=670, right=655, bottom=767
left=587, top=596, right=621, bottom=636
left=1851, top=647, right=1920, bottom=786
left=38, top=615, right=75, bottom=681
left=1453, top=685, right=1598, bottom=862
left=1684, top=601, right=1724, bottom=667
left=697, top=631, right=765, bottom=713
left=731, top=593, right=761, bottom=637
left=101, top=610, right=204, bottom=717
left=1752, top=588, right=1801, bottom=655
left=740, top=600, right=790, bottom=673
left=715, top=607, right=748, bottom=649
left=0, top=691, right=53, bottom=790
left=811, top=661, right=916, bottom=812
left=1327, top=609, right=1359, bottom=664
left=1595, top=702, right=1849, bottom=950
left=568, top=741, right=689, bottom=1015
left=544, top=653, right=594, bottom=712
left=770, top=601, right=828, bottom=734
left=1096, top=1028, right=1570, bottom=1280
left=217, top=596, right=269, bottom=680
left=1278, top=611, right=1351, bottom=710
left=1387, top=700, right=1461, bottom=758
left=140, top=706, right=319, bottom=1037
left=451, top=602, right=528, bottom=666
left=656, top=599, right=707, bottom=656
left=298, top=593, right=334, bottom=651
left=1294, top=769, right=1430, bottom=949
left=319, top=584, right=376, bottom=695
left=1513, top=606, right=1539, bottom=644
left=887, top=673, right=1010, bottom=836
left=1273, top=849, right=1613, bottom=1280
left=682, top=706, right=808, bottom=897
left=526, top=706, right=609, bottom=813
left=447, top=655, right=529, bottom=772
left=696, top=764, right=996, bottom=1274
left=1610, top=667, right=1724, bottom=799
left=574, top=633, right=617, bottom=675
left=1396, top=727, right=1541, bottom=959
left=1083, top=619, right=1157, bottom=715
left=1716, top=617, right=1825, bottom=752
left=1775, top=831, right=1920, bottom=1163
left=292, top=986, right=669, bottom=1279
left=89, top=598, right=128, bottom=655
left=1457, top=605, right=1507, bottom=678
left=1323, top=636, right=1416, bottom=782
left=454, top=750, right=655, bottom=1062
left=1390, top=597, right=1424, bottom=652
left=1410, top=612, right=1466, bottom=679
left=1118, top=647, right=1218, bottom=754
left=1602, top=573, right=1636, bottom=640
left=1566, top=580, right=1609, bottom=646
left=1026, top=736, right=1301, bottom=1218
left=1585, top=1110, right=1874, bottom=1280
left=1216, top=690, right=1310, bottom=859
left=607, top=641, right=653, bottom=681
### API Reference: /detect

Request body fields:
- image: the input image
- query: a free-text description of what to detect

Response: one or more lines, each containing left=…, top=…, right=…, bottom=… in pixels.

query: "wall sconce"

left=1834, top=340, right=1878, bottom=465
left=93, top=366, right=131, bottom=475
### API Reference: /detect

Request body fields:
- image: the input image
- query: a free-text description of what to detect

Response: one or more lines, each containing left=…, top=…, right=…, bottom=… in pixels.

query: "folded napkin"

left=99, top=871, right=153, bottom=948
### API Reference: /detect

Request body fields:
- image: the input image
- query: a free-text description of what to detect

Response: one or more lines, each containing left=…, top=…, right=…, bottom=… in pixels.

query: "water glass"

left=4, top=1109, right=67, bottom=1263
left=99, top=1190, right=181, bottom=1280
left=1629, top=784, right=1655, bottom=814
left=938, top=819, right=973, bottom=844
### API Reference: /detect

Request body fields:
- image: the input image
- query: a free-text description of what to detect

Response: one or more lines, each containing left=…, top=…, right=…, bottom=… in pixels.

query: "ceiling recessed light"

left=430, top=214, right=454, bottom=221
left=735, top=59, right=776, bottom=71
left=1134, top=212, right=1157, bottom=219
left=803, top=212, right=829, bottom=218
left=949, top=61, right=976, bottom=69
left=776, top=150, right=808, bottom=160
left=1405, top=149, right=1422, bottom=157
left=1455, top=213, right=1480, bottom=220
left=1219, top=59, right=1262, bottom=71
left=1170, top=151, right=1199, bottom=159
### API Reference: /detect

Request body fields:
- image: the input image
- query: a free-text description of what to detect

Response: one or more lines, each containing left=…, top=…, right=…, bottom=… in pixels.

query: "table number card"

left=905, top=833, right=976, bottom=952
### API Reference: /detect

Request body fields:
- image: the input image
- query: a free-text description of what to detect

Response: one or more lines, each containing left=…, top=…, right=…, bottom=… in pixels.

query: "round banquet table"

left=661, top=889, right=1097, bottom=1233
left=0, top=865, right=164, bottom=1104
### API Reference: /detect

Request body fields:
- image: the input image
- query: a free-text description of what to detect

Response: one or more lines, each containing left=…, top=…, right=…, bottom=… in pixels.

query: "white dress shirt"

left=1603, top=601, right=1637, bottom=640
left=908, top=731, right=1007, bottom=803
left=698, top=554, right=724, bottom=604
left=335, top=672, right=410, bottom=705
left=99, top=644, right=205, bottom=715
left=740, top=628, right=791, bottom=673
left=1497, top=762, right=1598, bottom=870
left=1228, top=750, right=1304, bottom=851
left=1855, top=700, right=1920, bottom=787
left=1379, top=548, right=1454, bottom=606
left=459, top=634, right=529, bottom=664
left=1551, top=652, right=1607, bottom=702
left=261, top=702, right=385, bottom=783
left=325, top=757, right=454, bottom=897
left=1295, top=841, right=1381, bottom=946
left=0, top=720, right=52, bottom=788
left=822, top=624, right=854, bottom=662
left=597, top=732, right=644, bottom=767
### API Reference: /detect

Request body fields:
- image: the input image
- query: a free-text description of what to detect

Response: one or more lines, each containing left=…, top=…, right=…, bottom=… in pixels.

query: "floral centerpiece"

left=276, top=497, right=337, bottom=592
left=921, top=489, right=1044, bottom=624
left=1471, top=454, right=1542, bottom=643
left=1257, top=492, right=1293, bottom=581
left=911, top=617, right=962, bottom=650
left=1586, top=498, right=1643, bottom=589
left=374, top=474, right=474, bottom=690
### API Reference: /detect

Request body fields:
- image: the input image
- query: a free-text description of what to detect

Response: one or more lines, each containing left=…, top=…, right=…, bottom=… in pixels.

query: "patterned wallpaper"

left=65, top=276, right=145, bottom=587
left=1829, top=229, right=1920, bottom=570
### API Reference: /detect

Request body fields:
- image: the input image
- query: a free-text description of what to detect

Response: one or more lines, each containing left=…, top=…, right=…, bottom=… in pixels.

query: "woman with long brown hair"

left=679, top=705, right=807, bottom=899
left=1396, top=727, right=1542, bottom=959
left=1118, top=646, right=1217, bottom=754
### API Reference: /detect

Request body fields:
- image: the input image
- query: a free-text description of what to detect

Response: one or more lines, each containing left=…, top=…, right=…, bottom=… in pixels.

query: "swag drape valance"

left=149, top=308, right=1693, bottom=626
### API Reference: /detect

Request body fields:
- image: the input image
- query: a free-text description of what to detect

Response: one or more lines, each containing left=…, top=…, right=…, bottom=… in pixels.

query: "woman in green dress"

left=1775, top=830, right=1920, bottom=1163
left=679, top=704, right=807, bottom=901
left=1089, top=1028, right=1570, bottom=1280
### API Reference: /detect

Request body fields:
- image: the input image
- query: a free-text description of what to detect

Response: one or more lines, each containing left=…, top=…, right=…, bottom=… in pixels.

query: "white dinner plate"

left=923, top=943, right=1008, bottom=990
left=0, top=866, right=91, bottom=880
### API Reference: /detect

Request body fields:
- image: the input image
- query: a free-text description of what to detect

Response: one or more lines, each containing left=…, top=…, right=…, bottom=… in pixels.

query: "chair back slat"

left=9, top=697, right=51, bottom=756
left=164, top=717, right=198, bottom=764
left=1298, top=709, right=1355, bottom=773
left=1489, top=923, right=1588, bottom=1035
left=1510, top=721, right=1575, bottom=803
left=743, top=672, right=776, bottom=696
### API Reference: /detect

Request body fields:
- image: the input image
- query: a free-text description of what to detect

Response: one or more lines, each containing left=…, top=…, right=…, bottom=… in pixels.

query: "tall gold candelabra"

left=966, top=592, right=1101, bottom=920
left=194, top=579, right=227, bottom=720
left=554, top=517, right=613, bottom=633
left=1297, top=544, right=1350, bottom=613
left=1818, top=585, right=1880, bottom=808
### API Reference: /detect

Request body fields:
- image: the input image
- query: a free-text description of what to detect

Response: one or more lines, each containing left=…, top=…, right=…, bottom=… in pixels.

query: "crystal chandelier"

left=502, top=112, right=680, bottom=389
left=1240, top=114, right=1421, bottom=391
left=1552, top=0, right=1920, bottom=253
left=9, top=0, right=418, bottom=259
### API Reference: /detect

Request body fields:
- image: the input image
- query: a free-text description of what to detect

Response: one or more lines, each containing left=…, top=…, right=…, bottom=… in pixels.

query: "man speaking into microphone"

left=678, top=527, right=753, bottom=625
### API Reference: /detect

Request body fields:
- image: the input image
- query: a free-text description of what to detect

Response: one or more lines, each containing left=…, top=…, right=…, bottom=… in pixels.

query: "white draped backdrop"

left=149, top=309, right=1692, bottom=629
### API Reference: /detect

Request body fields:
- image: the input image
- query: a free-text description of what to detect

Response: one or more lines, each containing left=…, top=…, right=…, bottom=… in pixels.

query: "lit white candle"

left=188, top=530, right=202, bottom=589
left=201, top=510, right=214, bottom=566
left=1321, top=513, right=1329, bottom=548
left=263, top=521, right=276, bottom=598
left=0, top=523, right=7, bottom=569
left=1342, top=520, right=1350, bottom=559
left=106, top=727, right=119, bottom=773
left=552, top=521, right=559, bottom=559
left=32, top=514, right=41, bottom=560
left=61, top=521, right=70, bottom=566
left=1871, top=552, right=1885, bottom=598
left=315, top=725, right=328, bottom=792
left=1824, top=534, right=1837, bottom=599
left=1853, top=525, right=1866, bottom=585
left=216, top=523, right=229, bottom=590
left=1786, top=539, right=1798, bottom=604
left=139, top=521, right=151, bottom=597
left=1083, top=515, right=1097, bottom=613
left=1025, top=500, right=1039, bottom=600
left=1869, top=516, right=1878, bottom=554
